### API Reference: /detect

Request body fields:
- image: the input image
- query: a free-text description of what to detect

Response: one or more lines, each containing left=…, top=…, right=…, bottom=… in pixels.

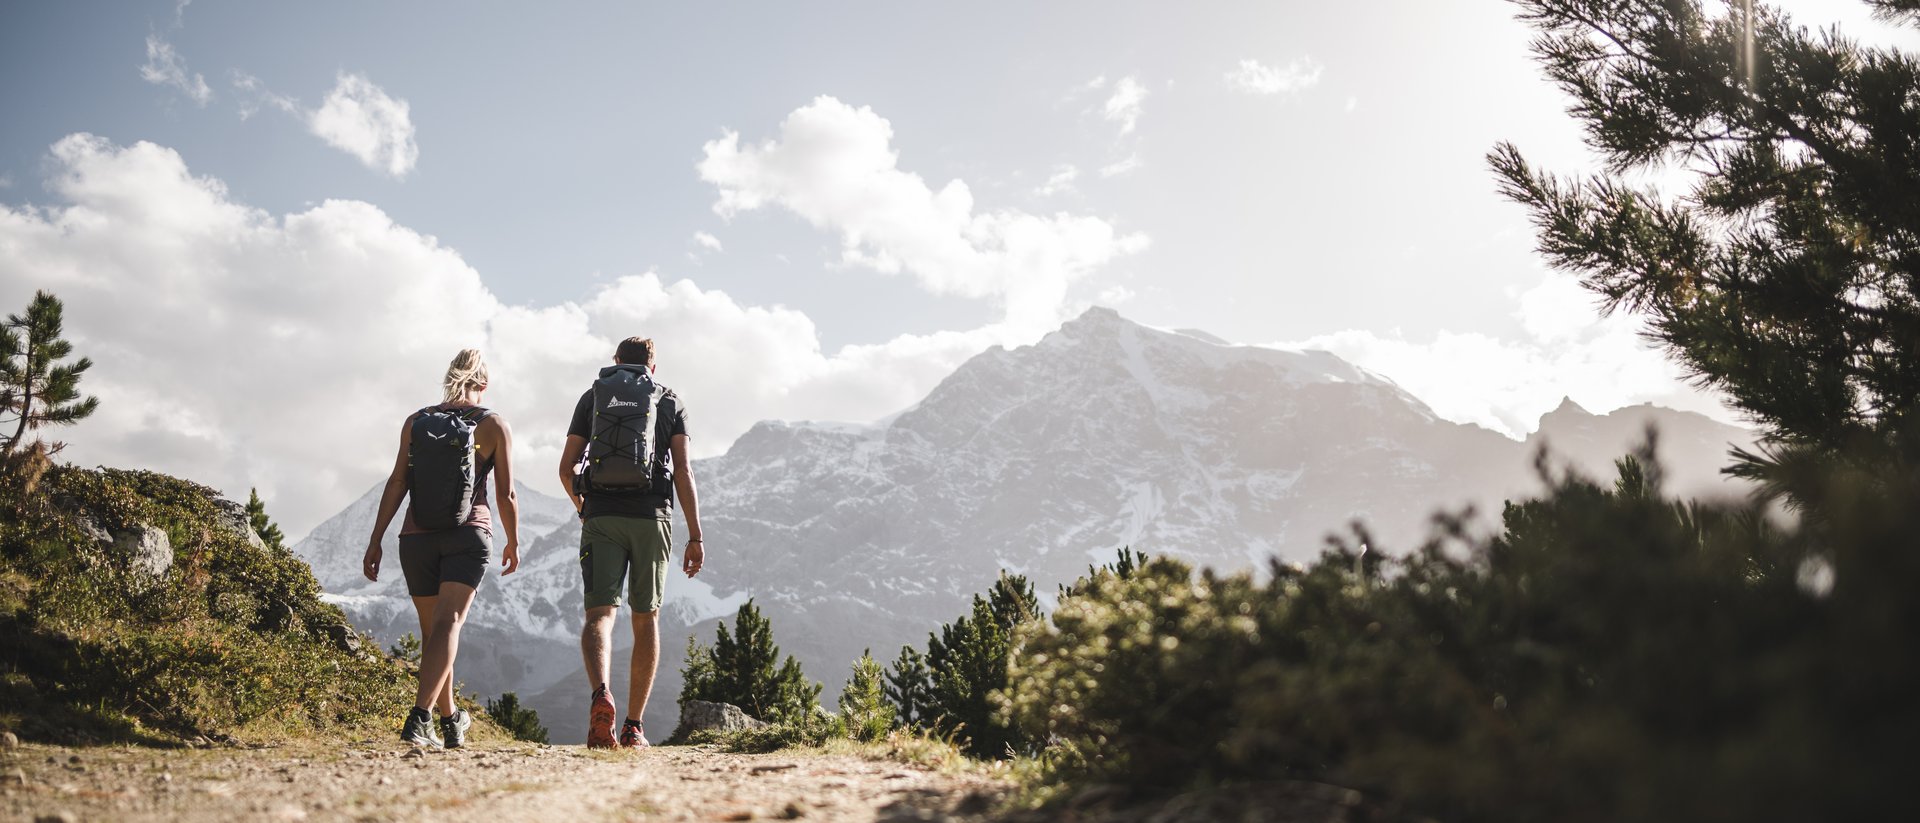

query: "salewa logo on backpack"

left=605, top=398, right=641, bottom=409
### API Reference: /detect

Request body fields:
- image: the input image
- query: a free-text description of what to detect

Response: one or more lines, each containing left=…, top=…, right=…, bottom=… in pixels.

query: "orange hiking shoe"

left=619, top=718, right=649, bottom=749
left=587, top=685, right=620, bottom=749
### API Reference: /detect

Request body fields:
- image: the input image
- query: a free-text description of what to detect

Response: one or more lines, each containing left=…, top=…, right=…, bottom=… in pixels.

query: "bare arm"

left=363, top=416, right=413, bottom=582
left=670, top=433, right=704, bottom=577
left=559, top=434, right=588, bottom=516
left=487, top=415, right=521, bottom=575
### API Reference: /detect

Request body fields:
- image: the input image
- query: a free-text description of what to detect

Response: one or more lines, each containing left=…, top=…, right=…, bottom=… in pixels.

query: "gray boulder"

left=211, top=498, right=267, bottom=550
left=671, top=700, right=769, bottom=741
left=112, top=524, right=172, bottom=580
left=321, top=619, right=363, bottom=654
left=75, top=515, right=113, bottom=547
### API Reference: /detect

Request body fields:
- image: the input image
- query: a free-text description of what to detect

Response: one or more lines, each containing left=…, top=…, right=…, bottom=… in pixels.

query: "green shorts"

left=580, top=515, right=672, bottom=612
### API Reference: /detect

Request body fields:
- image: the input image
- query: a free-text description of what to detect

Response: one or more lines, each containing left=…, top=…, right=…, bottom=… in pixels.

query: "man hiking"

left=558, top=336, right=704, bottom=749
left=364, top=348, right=522, bottom=749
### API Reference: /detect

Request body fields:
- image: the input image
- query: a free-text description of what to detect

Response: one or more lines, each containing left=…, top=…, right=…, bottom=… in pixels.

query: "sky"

left=2, top=1, right=1914, bottom=538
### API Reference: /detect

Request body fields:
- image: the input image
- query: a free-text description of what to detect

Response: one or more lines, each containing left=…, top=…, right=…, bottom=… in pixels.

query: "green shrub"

left=388, top=632, right=422, bottom=665
left=0, top=466, right=421, bottom=743
left=883, top=645, right=932, bottom=729
left=887, top=573, right=1039, bottom=758
left=679, top=599, right=821, bottom=723
left=485, top=692, right=549, bottom=744
left=838, top=649, right=895, bottom=742
left=689, top=708, right=844, bottom=754
left=1002, top=452, right=1920, bottom=822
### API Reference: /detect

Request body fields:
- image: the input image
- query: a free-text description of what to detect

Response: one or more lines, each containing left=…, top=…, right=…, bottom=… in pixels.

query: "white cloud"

left=1099, top=153, right=1143, bottom=178
left=139, top=35, right=211, bottom=106
left=231, top=71, right=298, bottom=121
left=1273, top=273, right=1733, bottom=438
left=1345, top=96, right=1358, bottom=113
left=1034, top=164, right=1079, bottom=197
left=691, top=231, right=724, bottom=252
left=697, top=96, right=1148, bottom=333
left=1225, top=57, right=1324, bottom=96
left=307, top=73, right=419, bottom=178
left=0, top=133, right=1034, bottom=538
left=1102, top=76, right=1148, bottom=135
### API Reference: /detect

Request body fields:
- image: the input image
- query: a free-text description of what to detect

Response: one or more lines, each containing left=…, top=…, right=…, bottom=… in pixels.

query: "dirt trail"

left=0, top=740, right=1009, bottom=822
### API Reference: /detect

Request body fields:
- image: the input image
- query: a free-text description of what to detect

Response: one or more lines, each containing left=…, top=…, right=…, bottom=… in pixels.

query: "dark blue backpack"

left=407, top=405, right=492, bottom=529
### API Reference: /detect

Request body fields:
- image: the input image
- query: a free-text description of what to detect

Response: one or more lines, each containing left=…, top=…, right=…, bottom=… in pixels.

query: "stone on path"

left=671, top=700, right=770, bottom=741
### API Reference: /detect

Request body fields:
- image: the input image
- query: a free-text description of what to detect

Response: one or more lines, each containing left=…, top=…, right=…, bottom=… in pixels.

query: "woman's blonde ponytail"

left=442, top=348, right=490, bottom=404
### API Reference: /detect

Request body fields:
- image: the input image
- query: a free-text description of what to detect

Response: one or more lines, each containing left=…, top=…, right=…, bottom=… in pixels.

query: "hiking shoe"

left=440, top=709, right=472, bottom=750
left=619, top=718, right=649, bottom=749
left=586, top=685, right=620, bottom=749
left=400, top=707, right=440, bottom=748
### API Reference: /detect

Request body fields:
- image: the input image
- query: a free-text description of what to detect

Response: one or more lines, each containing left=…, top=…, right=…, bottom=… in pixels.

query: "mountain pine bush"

left=883, top=645, right=932, bottom=730
left=485, top=692, right=549, bottom=744
left=837, top=649, right=895, bottom=742
left=679, top=599, right=821, bottom=723
left=1002, top=446, right=1920, bottom=821
left=889, top=573, right=1039, bottom=758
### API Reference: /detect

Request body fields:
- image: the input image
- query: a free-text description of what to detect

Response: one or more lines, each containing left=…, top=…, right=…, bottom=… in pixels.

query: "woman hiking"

left=362, top=348, right=522, bottom=748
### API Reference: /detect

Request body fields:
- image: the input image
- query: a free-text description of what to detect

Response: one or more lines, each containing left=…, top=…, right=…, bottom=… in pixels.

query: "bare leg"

left=582, top=605, right=618, bottom=690
left=408, top=595, right=453, bottom=713
left=415, top=582, right=477, bottom=714
left=626, top=608, right=660, bottom=721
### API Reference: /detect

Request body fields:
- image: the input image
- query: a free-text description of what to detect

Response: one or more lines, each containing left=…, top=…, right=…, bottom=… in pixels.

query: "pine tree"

left=1061, top=547, right=1148, bottom=600
left=838, top=649, right=896, bottom=742
left=884, top=645, right=932, bottom=729
left=680, top=599, right=821, bottom=722
left=389, top=632, right=421, bottom=665
left=0, top=290, right=99, bottom=457
left=485, top=692, right=549, bottom=744
left=923, top=573, right=1040, bottom=757
left=1489, top=0, right=1920, bottom=501
left=245, top=488, right=287, bottom=551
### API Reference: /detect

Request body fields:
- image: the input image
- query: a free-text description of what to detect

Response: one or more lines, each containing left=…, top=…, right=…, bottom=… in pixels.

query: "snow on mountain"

left=292, top=306, right=1757, bottom=741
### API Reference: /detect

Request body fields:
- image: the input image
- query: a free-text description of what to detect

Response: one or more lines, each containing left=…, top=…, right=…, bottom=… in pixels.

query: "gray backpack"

left=407, top=405, right=492, bottom=529
left=584, top=365, right=665, bottom=492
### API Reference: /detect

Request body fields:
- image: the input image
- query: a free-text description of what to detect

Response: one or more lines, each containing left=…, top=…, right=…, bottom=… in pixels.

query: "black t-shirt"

left=567, top=386, right=689, bottom=520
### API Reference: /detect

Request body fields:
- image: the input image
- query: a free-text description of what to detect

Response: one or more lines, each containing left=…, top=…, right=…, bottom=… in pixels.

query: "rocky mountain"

left=293, top=307, right=1757, bottom=742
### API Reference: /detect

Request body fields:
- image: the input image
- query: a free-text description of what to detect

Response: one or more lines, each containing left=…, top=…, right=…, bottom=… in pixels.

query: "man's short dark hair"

left=615, top=337, right=654, bottom=366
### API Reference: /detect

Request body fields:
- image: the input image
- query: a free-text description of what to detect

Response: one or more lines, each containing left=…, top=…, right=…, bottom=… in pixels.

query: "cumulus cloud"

left=0, top=134, right=1021, bottom=537
left=1273, top=273, right=1734, bottom=438
left=1102, top=76, right=1148, bottom=135
left=307, top=73, right=419, bottom=178
left=697, top=96, right=1148, bottom=333
left=1225, top=57, right=1324, bottom=96
left=139, top=35, right=211, bottom=105
left=691, top=231, right=724, bottom=252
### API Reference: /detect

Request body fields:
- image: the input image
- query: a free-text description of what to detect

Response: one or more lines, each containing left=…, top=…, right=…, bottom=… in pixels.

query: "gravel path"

left=0, top=740, right=1010, bottom=822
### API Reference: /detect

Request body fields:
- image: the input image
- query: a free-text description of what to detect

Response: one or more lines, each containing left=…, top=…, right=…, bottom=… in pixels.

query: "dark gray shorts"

left=397, top=526, right=491, bottom=597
